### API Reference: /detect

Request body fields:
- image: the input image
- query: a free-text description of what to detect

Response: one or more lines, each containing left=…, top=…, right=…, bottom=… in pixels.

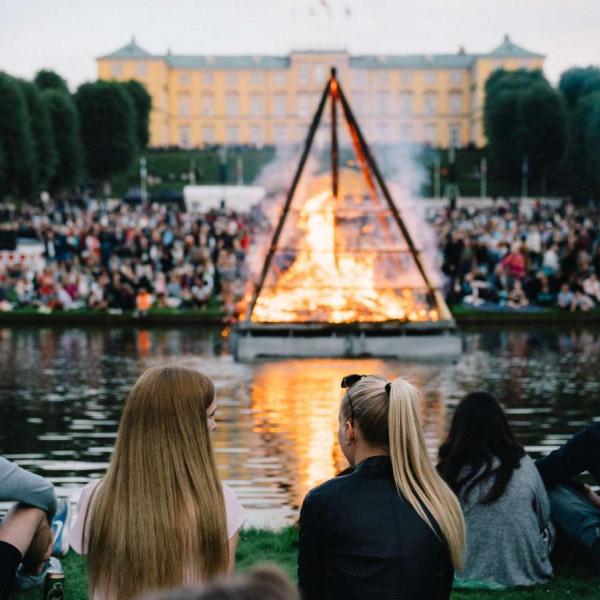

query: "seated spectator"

left=557, top=283, right=574, bottom=310
left=70, top=366, right=246, bottom=600
left=298, top=375, right=465, bottom=600
left=535, top=273, right=555, bottom=307
left=507, top=280, right=529, bottom=309
left=571, top=286, right=595, bottom=312
left=437, top=392, right=553, bottom=589
left=135, top=287, right=154, bottom=316
left=500, top=243, right=526, bottom=281
left=148, top=565, right=298, bottom=600
left=537, top=423, right=600, bottom=573
left=583, top=273, right=600, bottom=304
left=0, top=457, right=69, bottom=595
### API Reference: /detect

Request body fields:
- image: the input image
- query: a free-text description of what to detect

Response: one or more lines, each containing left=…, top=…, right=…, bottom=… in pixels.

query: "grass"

left=12, top=528, right=600, bottom=599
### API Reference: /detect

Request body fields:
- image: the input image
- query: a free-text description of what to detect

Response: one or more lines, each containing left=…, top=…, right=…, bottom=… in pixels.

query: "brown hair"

left=87, top=366, right=228, bottom=600
left=341, top=375, right=465, bottom=569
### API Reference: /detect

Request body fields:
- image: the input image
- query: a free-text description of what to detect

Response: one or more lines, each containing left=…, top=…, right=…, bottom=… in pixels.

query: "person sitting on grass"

left=70, top=366, right=246, bottom=600
left=536, top=422, right=600, bottom=573
left=437, top=392, right=553, bottom=590
left=507, top=280, right=529, bottom=309
left=147, top=565, right=298, bottom=600
left=557, top=283, right=574, bottom=310
left=0, top=457, right=70, bottom=596
left=298, top=375, right=465, bottom=600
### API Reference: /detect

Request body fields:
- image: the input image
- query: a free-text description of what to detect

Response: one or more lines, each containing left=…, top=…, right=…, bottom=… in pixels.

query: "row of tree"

left=484, top=66, right=600, bottom=199
left=0, top=69, right=151, bottom=200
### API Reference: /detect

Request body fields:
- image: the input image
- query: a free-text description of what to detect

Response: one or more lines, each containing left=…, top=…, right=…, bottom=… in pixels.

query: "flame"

left=249, top=181, right=438, bottom=324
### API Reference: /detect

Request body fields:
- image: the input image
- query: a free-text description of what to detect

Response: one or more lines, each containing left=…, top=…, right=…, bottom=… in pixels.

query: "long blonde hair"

left=86, top=366, right=229, bottom=600
left=341, top=375, right=465, bottom=569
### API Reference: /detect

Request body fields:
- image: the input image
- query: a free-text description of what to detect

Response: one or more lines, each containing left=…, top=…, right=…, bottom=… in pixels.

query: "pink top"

left=70, top=479, right=246, bottom=598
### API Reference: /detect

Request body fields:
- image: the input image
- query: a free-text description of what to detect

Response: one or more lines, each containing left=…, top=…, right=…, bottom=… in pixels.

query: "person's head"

left=437, top=391, right=525, bottom=505
left=338, top=375, right=465, bottom=569
left=146, top=565, right=298, bottom=600
left=87, top=366, right=227, bottom=600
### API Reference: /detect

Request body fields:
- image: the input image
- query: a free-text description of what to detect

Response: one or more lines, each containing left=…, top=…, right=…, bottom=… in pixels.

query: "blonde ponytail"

left=387, top=378, right=465, bottom=569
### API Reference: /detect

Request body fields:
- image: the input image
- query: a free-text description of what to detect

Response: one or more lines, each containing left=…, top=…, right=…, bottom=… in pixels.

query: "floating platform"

left=233, top=321, right=461, bottom=361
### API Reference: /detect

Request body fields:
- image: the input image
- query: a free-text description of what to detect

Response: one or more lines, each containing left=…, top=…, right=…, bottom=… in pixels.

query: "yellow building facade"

left=97, top=35, right=543, bottom=149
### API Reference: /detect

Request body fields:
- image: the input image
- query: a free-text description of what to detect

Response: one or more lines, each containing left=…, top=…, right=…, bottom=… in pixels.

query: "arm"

left=536, top=423, right=600, bottom=488
left=0, top=457, right=57, bottom=519
left=298, top=493, right=325, bottom=600
left=228, top=530, right=239, bottom=575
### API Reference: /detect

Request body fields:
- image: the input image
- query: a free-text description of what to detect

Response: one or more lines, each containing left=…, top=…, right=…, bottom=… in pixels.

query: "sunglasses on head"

left=340, top=374, right=391, bottom=422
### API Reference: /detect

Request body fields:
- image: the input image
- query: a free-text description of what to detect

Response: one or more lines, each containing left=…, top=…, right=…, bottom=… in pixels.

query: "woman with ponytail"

left=70, top=366, right=246, bottom=600
left=298, top=375, right=465, bottom=600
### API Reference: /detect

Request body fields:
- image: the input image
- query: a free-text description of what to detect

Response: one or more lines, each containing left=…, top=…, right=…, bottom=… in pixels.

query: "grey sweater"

left=457, top=454, right=553, bottom=588
left=0, top=456, right=57, bottom=517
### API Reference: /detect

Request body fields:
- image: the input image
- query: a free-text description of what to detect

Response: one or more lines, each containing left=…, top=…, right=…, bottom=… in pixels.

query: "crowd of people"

left=1, top=365, right=599, bottom=599
left=434, top=199, right=600, bottom=311
left=0, top=199, right=253, bottom=317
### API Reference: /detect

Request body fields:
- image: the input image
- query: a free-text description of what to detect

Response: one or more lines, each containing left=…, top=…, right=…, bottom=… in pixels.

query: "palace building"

left=97, top=35, right=543, bottom=149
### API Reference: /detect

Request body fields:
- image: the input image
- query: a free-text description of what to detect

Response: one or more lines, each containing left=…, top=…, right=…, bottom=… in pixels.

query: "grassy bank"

left=13, top=528, right=600, bottom=599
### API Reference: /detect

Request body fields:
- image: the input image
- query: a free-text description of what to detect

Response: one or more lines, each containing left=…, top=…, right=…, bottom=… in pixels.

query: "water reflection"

left=0, top=325, right=599, bottom=527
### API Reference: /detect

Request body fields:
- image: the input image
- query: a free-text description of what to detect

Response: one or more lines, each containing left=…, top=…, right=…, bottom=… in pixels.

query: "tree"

left=484, top=69, right=567, bottom=193
left=75, top=81, right=137, bottom=184
left=122, top=80, right=152, bottom=149
left=0, top=72, right=35, bottom=199
left=17, top=79, right=57, bottom=193
left=41, top=89, right=82, bottom=194
left=34, top=70, right=70, bottom=95
left=558, top=67, right=600, bottom=111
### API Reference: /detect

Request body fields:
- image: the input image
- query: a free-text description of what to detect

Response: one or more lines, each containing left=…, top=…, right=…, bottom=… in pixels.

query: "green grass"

left=12, top=528, right=600, bottom=599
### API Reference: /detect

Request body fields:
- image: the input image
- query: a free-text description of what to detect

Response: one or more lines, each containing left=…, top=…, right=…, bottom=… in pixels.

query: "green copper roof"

left=349, top=54, right=475, bottom=69
left=487, top=34, right=544, bottom=58
left=99, top=37, right=154, bottom=60
left=166, top=55, right=290, bottom=70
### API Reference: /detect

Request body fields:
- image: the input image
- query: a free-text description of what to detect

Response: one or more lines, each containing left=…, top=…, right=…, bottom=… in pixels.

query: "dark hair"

left=437, top=391, right=525, bottom=504
left=146, top=565, right=298, bottom=600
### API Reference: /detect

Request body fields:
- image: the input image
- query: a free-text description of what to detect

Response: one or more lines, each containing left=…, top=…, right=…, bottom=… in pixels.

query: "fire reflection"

left=250, top=359, right=447, bottom=510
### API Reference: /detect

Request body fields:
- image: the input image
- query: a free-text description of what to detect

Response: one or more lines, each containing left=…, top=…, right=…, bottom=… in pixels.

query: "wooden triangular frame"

left=246, top=68, right=453, bottom=323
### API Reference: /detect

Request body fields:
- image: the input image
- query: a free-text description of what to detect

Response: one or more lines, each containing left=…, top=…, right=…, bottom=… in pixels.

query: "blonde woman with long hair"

left=70, top=366, right=245, bottom=600
left=298, top=375, right=465, bottom=600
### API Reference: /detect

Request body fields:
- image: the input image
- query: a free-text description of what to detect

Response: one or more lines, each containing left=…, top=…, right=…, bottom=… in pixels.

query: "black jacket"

left=298, top=456, right=453, bottom=600
left=536, top=422, right=600, bottom=489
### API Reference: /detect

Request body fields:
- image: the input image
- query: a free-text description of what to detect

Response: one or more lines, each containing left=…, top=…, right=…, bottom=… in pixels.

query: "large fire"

left=248, top=175, right=439, bottom=324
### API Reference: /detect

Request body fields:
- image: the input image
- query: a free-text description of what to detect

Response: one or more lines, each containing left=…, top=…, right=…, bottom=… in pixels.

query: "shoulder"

left=303, top=470, right=357, bottom=513
left=70, top=479, right=102, bottom=555
left=222, top=482, right=246, bottom=540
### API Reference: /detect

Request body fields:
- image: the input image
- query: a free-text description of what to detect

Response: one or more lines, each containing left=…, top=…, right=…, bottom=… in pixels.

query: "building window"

left=400, top=72, right=412, bottom=84
left=274, top=93, right=286, bottom=117
left=135, top=62, right=147, bottom=77
left=314, top=64, right=326, bottom=83
left=250, top=125, right=263, bottom=147
left=226, top=92, right=239, bottom=117
left=449, top=92, right=462, bottom=114
left=274, top=72, right=286, bottom=86
left=377, top=71, right=389, bottom=85
left=424, top=71, right=437, bottom=84
left=376, top=91, right=389, bottom=115
left=424, top=92, right=437, bottom=115
left=353, top=71, right=367, bottom=86
left=400, top=123, right=413, bottom=142
left=251, top=71, right=263, bottom=85
left=298, top=64, right=309, bottom=86
left=274, top=124, right=287, bottom=145
left=424, top=123, right=437, bottom=146
left=202, top=125, right=214, bottom=145
left=179, top=125, right=191, bottom=148
left=202, top=71, right=213, bottom=85
left=111, top=63, right=123, bottom=77
left=449, top=70, right=463, bottom=83
left=178, top=95, right=191, bottom=117
left=250, top=93, right=263, bottom=116
left=180, top=71, right=190, bottom=85
left=202, top=94, right=214, bottom=117
left=298, top=93, right=310, bottom=118
left=449, top=123, right=461, bottom=148
left=226, top=71, right=238, bottom=86
left=226, top=125, right=239, bottom=144
left=399, top=92, right=413, bottom=116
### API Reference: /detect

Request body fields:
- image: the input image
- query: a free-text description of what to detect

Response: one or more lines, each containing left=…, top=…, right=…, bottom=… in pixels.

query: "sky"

left=1, top=0, right=600, bottom=89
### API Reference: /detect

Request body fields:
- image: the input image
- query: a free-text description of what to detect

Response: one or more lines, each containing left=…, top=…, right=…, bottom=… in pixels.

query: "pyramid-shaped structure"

left=246, top=69, right=451, bottom=325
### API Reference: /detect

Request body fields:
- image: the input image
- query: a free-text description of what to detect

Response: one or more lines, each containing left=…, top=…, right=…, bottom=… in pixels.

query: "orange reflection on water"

left=250, top=359, right=446, bottom=509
